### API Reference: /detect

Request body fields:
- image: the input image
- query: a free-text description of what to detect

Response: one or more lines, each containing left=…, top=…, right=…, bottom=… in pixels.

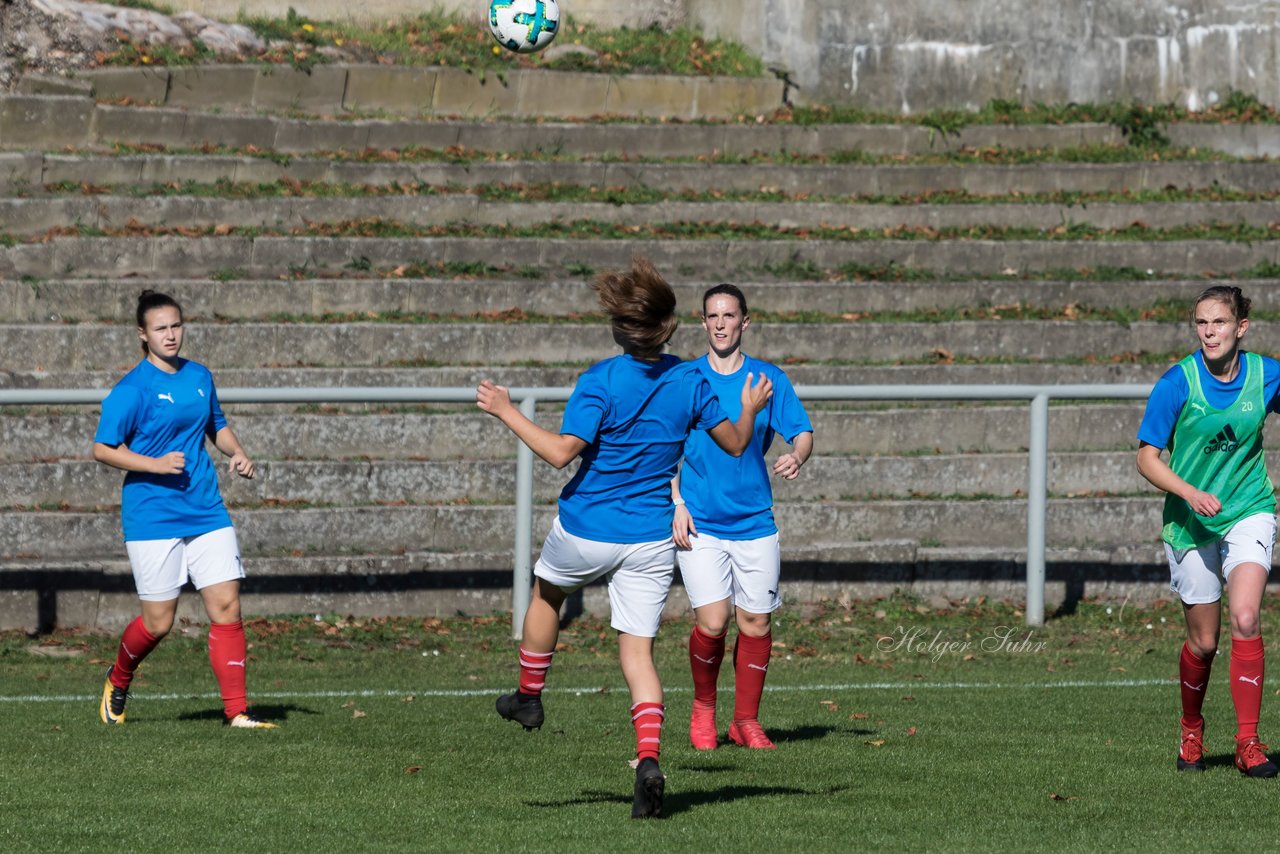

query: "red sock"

left=632, top=701, right=664, bottom=762
left=518, top=647, right=554, bottom=697
left=689, top=625, right=726, bottom=709
left=208, top=620, right=249, bottom=720
left=733, top=631, right=773, bottom=722
left=111, top=617, right=161, bottom=689
left=1179, top=642, right=1213, bottom=729
left=1230, top=635, right=1265, bottom=742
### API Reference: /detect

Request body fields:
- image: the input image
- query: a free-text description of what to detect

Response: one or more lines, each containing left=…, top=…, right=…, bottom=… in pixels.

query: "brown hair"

left=1192, top=285, right=1251, bottom=322
left=703, top=282, right=748, bottom=316
left=136, top=289, right=183, bottom=354
left=592, top=257, right=678, bottom=361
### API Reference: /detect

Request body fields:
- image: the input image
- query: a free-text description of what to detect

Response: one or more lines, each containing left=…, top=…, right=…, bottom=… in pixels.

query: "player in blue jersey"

left=1137, top=285, right=1280, bottom=776
left=93, top=290, right=275, bottom=730
left=476, top=257, right=773, bottom=818
left=670, top=284, right=813, bottom=750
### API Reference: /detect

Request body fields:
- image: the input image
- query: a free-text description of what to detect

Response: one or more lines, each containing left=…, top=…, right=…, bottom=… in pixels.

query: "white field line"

left=0, top=677, right=1172, bottom=704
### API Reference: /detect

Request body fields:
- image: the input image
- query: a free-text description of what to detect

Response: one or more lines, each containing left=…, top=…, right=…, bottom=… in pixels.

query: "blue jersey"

left=1138, top=350, right=1280, bottom=450
left=680, top=354, right=813, bottom=539
left=94, top=358, right=232, bottom=541
left=558, top=354, right=728, bottom=543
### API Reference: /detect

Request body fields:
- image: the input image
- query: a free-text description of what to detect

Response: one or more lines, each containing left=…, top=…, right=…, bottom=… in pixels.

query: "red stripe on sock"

left=518, top=647, right=554, bottom=696
left=632, top=701, right=664, bottom=762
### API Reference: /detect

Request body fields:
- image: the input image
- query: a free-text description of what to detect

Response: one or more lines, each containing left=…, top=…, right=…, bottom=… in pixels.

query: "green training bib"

left=1162, top=351, right=1276, bottom=549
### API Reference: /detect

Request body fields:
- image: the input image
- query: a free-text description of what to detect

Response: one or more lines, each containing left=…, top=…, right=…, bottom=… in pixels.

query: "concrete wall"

left=160, top=1, right=1280, bottom=112
left=689, top=0, right=1280, bottom=112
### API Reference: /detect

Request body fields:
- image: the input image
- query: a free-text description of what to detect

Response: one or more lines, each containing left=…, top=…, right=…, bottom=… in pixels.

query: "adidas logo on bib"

left=1204, top=423, right=1240, bottom=455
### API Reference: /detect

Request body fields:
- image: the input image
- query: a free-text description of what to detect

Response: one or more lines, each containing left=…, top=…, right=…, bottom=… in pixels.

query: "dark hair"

left=1192, top=285, right=1250, bottom=321
left=702, top=283, right=748, bottom=316
left=592, top=257, right=678, bottom=361
left=136, top=290, right=183, bottom=354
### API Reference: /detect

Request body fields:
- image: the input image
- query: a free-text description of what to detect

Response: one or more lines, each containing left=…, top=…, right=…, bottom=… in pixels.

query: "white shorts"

left=677, top=531, right=782, bottom=614
left=125, top=526, right=245, bottom=602
left=1166, top=512, right=1276, bottom=605
left=534, top=516, right=675, bottom=638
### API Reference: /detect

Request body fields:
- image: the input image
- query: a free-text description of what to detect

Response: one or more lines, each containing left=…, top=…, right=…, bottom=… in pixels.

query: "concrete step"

left=0, top=550, right=528, bottom=629
left=4, top=235, right=1276, bottom=280
left=0, top=450, right=1165, bottom=507
left=0, top=404, right=1149, bottom=461
left=6, top=194, right=1280, bottom=237
left=11, top=70, right=1277, bottom=154
left=2, top=92, right=1121, bottom=155
left=0, top=320, right=1244, bottom=371
left=5, top=278, right=1271, bottom=324
left=0, top=539, right=1172, bottom=630
left=14, top=152, right=1280, bottom=197
left=0, top=497, right=1166, bottom=559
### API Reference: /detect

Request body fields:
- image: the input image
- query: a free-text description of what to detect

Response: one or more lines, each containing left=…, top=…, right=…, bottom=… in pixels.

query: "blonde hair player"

left=93, top=290, right=276, bottom=730
left=1137, top=285, right=1280, bottom=776
left=476, top=258, right=772, bottom=818
left=671, top=284, right=813, bottom=750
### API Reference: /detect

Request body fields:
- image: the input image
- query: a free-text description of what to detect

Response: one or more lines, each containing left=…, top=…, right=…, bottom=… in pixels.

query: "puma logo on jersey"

left=198, top=388, right=205, bottom=397
left=1189, top=401, right=1207, bottom=415
left=1238, top=674, right=1262, bottom=686
left=157, top=392, right=175, bottom=404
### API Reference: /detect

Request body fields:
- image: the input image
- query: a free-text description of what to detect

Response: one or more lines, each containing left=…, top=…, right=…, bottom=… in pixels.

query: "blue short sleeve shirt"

left=557, top=354, right=727, bottom=543
left=680, top=354, right=813, bottom=538
left=94, top=359, right=232, bottom=541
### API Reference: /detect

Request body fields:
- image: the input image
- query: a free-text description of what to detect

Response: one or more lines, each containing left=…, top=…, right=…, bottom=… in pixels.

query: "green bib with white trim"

left=1162, top=351, right=1275, bottom=549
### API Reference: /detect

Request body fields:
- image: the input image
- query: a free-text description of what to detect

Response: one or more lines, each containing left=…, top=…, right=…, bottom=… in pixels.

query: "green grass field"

left=4, top=595, right=1280, bottom=851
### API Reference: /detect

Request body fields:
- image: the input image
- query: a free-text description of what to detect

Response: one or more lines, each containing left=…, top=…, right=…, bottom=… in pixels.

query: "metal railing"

left=0, top=383, right=1154, bottom=634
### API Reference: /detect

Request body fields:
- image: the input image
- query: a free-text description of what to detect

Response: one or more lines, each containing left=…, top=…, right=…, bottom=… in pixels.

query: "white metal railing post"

left=1026, top=393, right=1050, bottom=626
left=512, top=395, right=538, bottom=640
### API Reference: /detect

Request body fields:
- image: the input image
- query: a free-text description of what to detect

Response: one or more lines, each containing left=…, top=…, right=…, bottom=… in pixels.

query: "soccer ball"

left=488, top=0, right=560, bottom=54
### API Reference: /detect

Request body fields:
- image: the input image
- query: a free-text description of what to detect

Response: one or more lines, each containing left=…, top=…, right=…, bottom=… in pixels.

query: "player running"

left=1137, top=285, right=1280, bottom=776
left=94, top=290, right=275, bottom=730
left=670, top=284, right=813, bottom=750
left=476, top=258, right=772, bottom=818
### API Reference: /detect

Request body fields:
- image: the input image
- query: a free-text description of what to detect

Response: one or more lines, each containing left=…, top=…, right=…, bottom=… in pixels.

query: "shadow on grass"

left=525, top=783, right=852, bottom=817
left=669, top=724, right=863, bottom=761
left=666, top=783, right=851, bottom=817
left=175, top=702, right=317, bottom=724
left=1201, top=752, right=1245, bottom=773
left=764, top=723, right=846, bottom=744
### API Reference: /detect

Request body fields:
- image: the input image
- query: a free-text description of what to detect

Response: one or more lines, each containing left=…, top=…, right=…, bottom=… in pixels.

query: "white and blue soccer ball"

left=488, top=0, right=561, bottom=54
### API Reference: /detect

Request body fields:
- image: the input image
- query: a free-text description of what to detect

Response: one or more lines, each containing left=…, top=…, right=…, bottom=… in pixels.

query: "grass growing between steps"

left=15, top=219, right=1280, bottom=244
left=99, top=140, right=1240, bottom=166
left=102, top=6, right=765, bottom=78
left=4, top=595, right=1280, bottom=849
left=41, top=177, right=1280, bottom=207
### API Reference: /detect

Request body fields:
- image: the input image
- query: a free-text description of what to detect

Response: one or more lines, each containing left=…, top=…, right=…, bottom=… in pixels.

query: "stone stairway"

left=3, top=67, right=1278, bottom=629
